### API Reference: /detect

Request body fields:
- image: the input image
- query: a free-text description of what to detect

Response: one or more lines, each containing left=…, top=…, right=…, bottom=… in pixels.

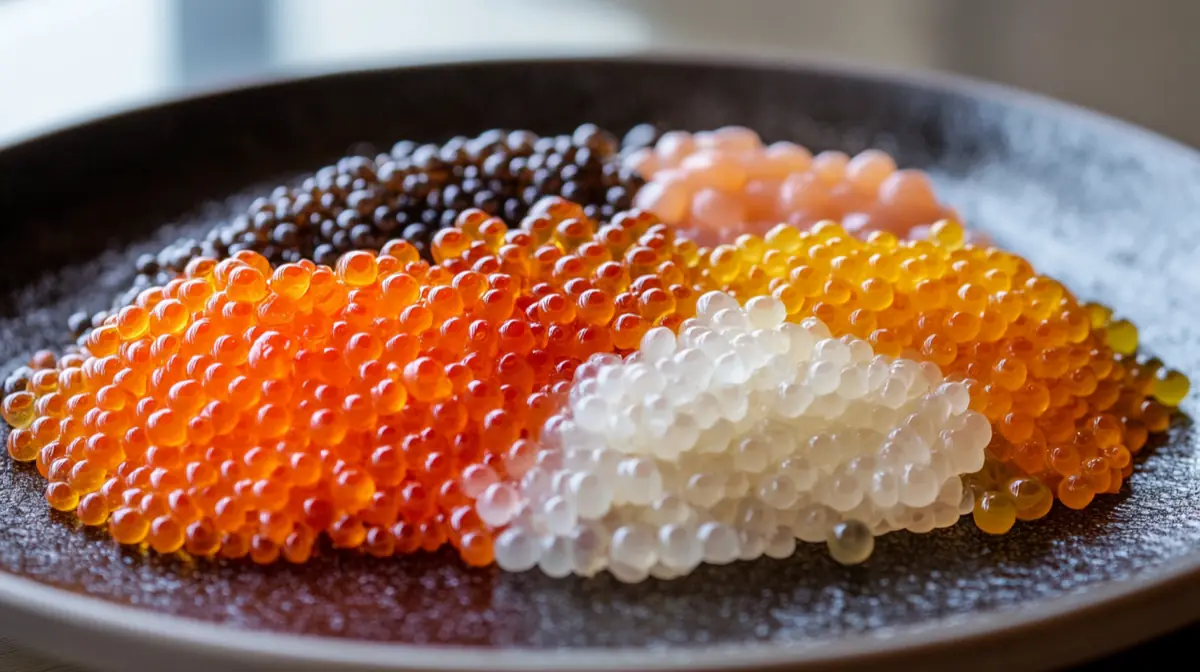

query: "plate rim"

left=5, top=549, right=1200, bottom=671
left=1, top=49, right=1199, bottom=671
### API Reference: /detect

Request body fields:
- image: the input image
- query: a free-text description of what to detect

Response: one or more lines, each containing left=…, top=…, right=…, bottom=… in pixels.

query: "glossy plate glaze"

left=0, top=54, right=1197, bottom=672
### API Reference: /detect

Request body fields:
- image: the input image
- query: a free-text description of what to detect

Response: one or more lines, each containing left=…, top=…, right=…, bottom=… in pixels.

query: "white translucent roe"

left=477, top=291, right=991, bottom=581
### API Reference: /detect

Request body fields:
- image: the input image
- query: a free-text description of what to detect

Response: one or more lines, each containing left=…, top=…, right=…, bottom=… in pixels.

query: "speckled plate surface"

left=0, top=54, right=1198, bottom=672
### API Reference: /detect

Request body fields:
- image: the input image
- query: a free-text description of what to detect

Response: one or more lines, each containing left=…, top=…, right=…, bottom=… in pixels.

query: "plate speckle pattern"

left=0, top=59, right=1196, bottom=650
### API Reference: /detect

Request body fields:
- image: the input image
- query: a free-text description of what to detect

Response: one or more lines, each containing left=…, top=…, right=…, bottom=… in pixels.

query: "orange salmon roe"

left=0, top=202, right=705, bottom=563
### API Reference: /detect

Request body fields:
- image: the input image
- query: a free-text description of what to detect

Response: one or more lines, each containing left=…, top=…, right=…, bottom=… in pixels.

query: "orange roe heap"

left=2, top=243, right=560, bottom=564
left=0, top=200, right=710, bottom=564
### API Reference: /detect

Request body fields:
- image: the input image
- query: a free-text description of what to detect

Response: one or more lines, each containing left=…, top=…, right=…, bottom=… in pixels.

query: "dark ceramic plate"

left=0, top=54, right=1198, bottom=672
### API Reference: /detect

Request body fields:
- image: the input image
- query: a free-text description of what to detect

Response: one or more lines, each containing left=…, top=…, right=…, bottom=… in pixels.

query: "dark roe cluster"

left=66, top=123, right=662, bottom=340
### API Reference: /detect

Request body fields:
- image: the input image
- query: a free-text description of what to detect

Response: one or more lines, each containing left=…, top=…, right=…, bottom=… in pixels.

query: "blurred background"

left=1, top=0, right=1200, bottom=146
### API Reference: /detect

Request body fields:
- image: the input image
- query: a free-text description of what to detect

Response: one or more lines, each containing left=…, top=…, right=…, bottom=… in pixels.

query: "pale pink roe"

left=628, top=127, right=961, bottom=246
